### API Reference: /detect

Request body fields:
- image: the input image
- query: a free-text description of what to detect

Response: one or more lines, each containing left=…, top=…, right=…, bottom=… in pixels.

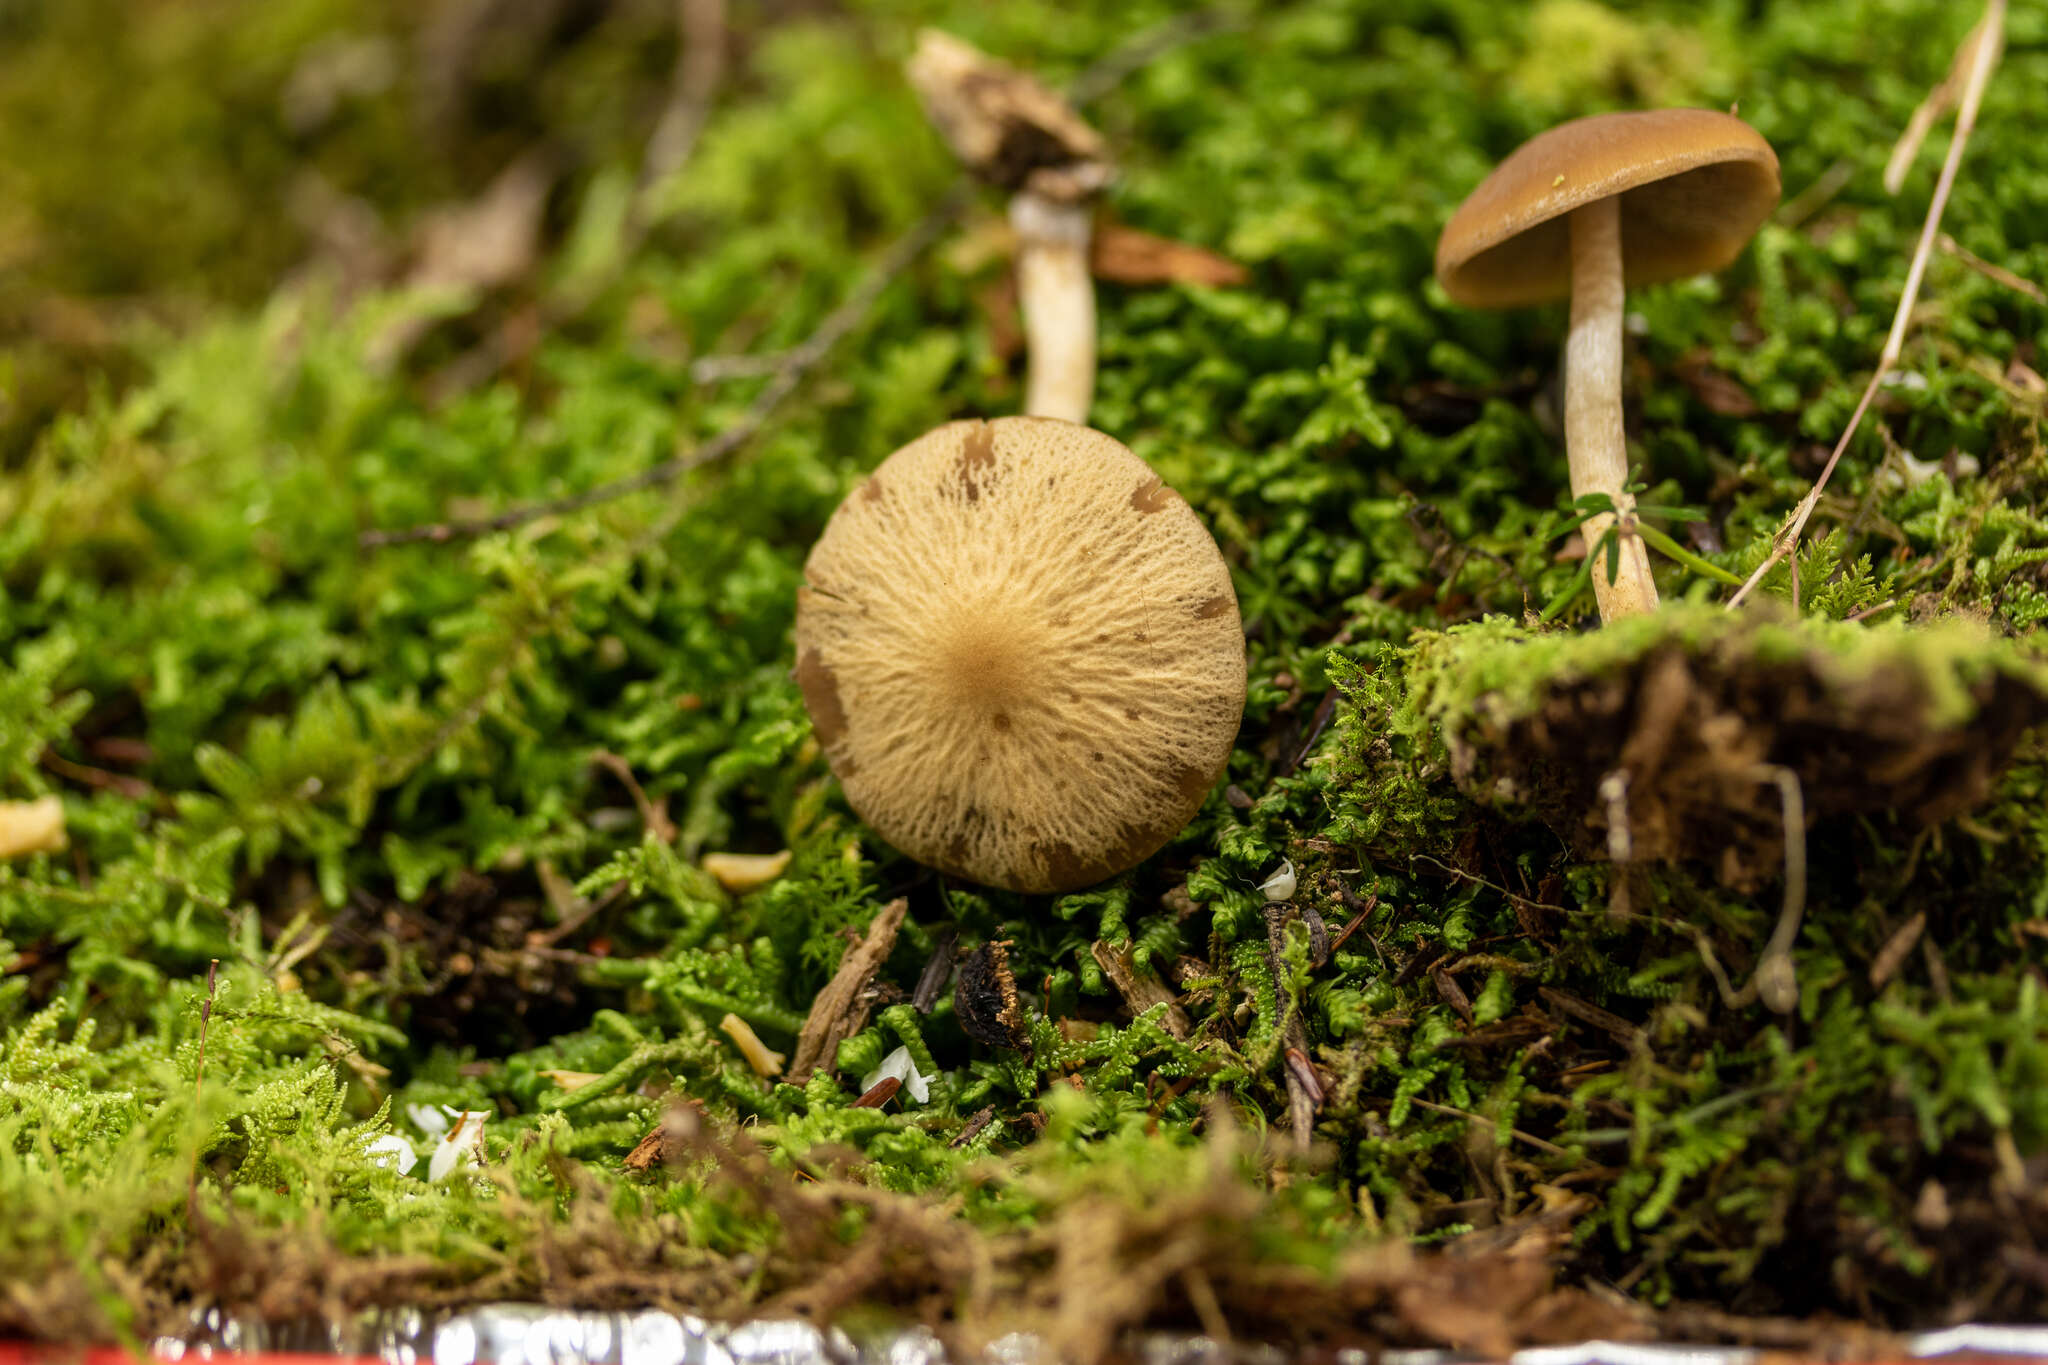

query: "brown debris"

left=906, top=30, right=1111, bottom=203
left=955, top=941, right=1028, bottom=1050
left=786, top=898, right=907, bottom=1085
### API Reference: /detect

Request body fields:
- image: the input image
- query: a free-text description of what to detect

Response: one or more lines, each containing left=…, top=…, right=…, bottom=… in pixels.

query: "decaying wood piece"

left=1088, top=939, right=1191, bottom=1040
left=785, top=897, right=907, bottom=1085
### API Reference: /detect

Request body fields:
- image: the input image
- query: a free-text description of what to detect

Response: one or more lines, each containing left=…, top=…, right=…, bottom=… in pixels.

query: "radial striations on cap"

left=794, top=418, right=1246, bottom=894
left=1436, top=108, right=1780, bottom=309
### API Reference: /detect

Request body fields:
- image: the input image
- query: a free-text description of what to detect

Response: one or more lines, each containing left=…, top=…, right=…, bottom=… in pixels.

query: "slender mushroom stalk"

left=1567, top=197, right=1659, bottom=620
left=1011, top=191, right=1096, bottom=422
left=1435, top=109, right=1780, bottom=625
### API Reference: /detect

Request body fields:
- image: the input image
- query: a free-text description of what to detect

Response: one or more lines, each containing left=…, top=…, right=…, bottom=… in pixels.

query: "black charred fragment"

left=955, top=940, right=1027, bottom=1049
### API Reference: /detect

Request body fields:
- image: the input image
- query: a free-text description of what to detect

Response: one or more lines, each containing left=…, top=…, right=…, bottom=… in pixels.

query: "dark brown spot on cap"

left=1195, top=594, right=1233, bottom=620
left=1131, top=476, right=1180, bottom=514
left=992, top=713, right=1013, bottom=732
left=958, top=421, right=997, bottom=503
left=1171, top=764, right=1214, bottom=805
left=795, top=648, right=850, bottom=752
left=862, top=477, right=886, bottom=502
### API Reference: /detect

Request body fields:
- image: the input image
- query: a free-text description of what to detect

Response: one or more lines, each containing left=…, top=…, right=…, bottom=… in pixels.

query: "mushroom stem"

left=1566, top=197, right=1659, bottom=622
left=1011, top=191, right=1096, bottom=424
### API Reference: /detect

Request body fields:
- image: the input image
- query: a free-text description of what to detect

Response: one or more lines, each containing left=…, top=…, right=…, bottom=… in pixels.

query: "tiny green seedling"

left=1540, top=480, right=1743, bottom=624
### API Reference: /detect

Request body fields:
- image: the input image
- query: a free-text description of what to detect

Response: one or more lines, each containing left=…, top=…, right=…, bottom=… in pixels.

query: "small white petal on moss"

left=702, top=850, right=792, bottom=893
left=861, top=1045, right=929, bottom=1105
left=407, top=1103, right=452, bottom=1139
left=719, top=1013, right=786, bottom=1078
left=428, top=1110, right=489, bottom=1182
left=365, top=1134, right=418, bottom=1175
left=0, top=797, right=67, bottom=861
left=1259, top=859, right=1297, bottom=902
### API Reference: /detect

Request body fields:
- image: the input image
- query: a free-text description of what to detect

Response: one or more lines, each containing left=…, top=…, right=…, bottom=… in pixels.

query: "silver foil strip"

left=147, top=1307, right=2048, bottom=1365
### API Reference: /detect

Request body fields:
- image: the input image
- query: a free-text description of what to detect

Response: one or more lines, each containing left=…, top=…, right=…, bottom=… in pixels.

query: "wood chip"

left=785, top=898, right=907, bottom=1085
left=0, top=796, right=66, bottom=861
left=719, top=1013, right=786, bottom=1078
left=1088, top=939, right=1191, bottom=1039
left=702, top=849, right=792, bottom=893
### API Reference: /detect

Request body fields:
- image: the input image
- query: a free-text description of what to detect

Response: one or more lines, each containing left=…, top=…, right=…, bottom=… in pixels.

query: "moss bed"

left=6, top=0, right=2048, bottom=1355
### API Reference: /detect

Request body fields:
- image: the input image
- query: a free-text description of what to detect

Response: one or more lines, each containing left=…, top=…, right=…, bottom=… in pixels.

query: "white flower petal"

left=427, top=1110, right=488, bottom=1182
left=406, top=1102, right=450, bottom=1138
left=366, top=1134, right=418, bottom=1175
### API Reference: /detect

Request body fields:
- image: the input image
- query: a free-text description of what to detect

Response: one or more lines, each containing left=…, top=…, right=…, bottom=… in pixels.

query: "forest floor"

left=5, top=0, right=2048, bottom=1357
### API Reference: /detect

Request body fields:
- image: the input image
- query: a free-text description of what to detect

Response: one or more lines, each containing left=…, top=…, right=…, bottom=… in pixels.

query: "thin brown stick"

left=1940, top=232, right=2046, bottom=303
left=1728, top=0, right=2005, bottom=611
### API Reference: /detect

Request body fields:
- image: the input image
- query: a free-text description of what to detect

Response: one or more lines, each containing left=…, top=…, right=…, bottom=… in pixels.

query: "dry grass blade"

left=1728, top=0, right=2005, bottom=610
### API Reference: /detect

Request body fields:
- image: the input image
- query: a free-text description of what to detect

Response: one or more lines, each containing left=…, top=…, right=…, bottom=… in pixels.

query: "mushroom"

left=1435, top=109, right=1780, bottom=622
left=907, top=30, right=1112, bottom=424
left=794, top=417, right=1245, bottom=894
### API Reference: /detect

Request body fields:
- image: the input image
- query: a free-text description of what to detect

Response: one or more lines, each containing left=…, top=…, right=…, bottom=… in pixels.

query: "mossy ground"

left=6, top=0, right=2048, bottom=1352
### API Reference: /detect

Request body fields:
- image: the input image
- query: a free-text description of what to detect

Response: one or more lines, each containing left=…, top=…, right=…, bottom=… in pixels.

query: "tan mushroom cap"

left=1436, top=109, right=1781, bottom=309
left=794, top=417, right=1245, bottom=894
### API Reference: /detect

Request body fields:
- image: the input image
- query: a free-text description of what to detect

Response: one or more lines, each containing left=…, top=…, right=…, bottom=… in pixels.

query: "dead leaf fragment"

left=1090, top=221, right=1248, bottom=288
left=0, top=797, right=66, bottom=860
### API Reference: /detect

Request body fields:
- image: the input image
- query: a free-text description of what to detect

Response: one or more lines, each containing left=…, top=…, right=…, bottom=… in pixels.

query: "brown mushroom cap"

left=1436, top=109, right=1781, bottom=309
left=794, top=417, right=1245, bottom=894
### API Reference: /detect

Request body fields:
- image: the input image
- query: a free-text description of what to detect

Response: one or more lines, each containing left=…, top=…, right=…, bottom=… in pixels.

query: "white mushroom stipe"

left=1011, top=193, right=1097, bottom=424
left=795, top=418, right=1246, bottom=893
left=1567, top=197, right=1659, bottom=621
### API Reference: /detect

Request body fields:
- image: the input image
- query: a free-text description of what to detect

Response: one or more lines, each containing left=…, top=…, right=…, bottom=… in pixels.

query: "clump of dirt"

left=1426, top=609, right=2048, bottom=889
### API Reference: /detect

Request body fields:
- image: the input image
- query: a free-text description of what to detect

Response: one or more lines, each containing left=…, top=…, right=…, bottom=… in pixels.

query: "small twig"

left=1939, top=232, right=2046, bottom=303
left=1326, top=892, right=1377, bottom=956
left=1845, top=596, right=1900, bottom=623
left=1403, top=1097, right=1582, bottom=1164
left=1728, top=0, right=2005, bottom=611
left=592, top=750, right=678, bottom=844
left=948, top=1104, right=996, bottom=1148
